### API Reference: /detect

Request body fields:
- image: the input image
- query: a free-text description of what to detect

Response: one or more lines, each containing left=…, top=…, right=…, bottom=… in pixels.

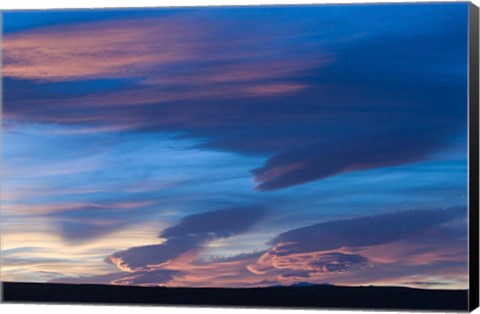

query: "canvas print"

left=1, top=1, right=479, bottom=311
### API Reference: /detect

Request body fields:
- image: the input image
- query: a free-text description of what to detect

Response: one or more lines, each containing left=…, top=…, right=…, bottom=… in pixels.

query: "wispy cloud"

left=3, top=17, right=206, bottom=81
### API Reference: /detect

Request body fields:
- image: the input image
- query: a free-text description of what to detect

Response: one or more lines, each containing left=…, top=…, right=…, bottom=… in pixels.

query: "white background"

left=0, top=0, right=479, bottom=314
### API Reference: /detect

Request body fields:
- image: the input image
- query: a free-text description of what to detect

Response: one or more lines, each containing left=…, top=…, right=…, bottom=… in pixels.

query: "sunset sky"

left=1, top=3, right=470, bottom=289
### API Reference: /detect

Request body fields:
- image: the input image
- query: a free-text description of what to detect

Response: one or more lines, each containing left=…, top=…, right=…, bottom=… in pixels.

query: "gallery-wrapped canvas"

left=1, top=1, right=479, bottom=311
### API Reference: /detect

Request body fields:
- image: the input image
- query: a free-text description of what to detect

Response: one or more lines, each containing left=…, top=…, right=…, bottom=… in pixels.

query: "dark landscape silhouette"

left=2, top=282, right=468, bottom=311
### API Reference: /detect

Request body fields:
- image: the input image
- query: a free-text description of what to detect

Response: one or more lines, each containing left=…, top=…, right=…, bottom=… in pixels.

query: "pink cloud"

left=3, top=17, right=209, bottom=81
left=3, top=13, right=331, bottom=87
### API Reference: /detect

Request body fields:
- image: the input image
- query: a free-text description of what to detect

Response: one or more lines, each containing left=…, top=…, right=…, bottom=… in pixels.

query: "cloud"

left=252, top=128, right=453, bottom=191
left=107, top=206, right=267, bottom=272
left=160, top=206, right=267, bottom=239
left=110, top=270, right=180, bottom=286
left=3, top=12, right=327, bottom=86
left=2, top=17, right=205, bottom=81
left=269, top=208, right=463, bottom=254
left=249, top=249, right=371, bottom=278
left=47, top=200, right=155, bottom=242
left=2, top=196, right=162, bottom=256
left=403, top=281, right=450, bottom=287
left=51, top=206, right=268, bottom=286
left=271, top=252, right=369, bottom=281
left=3, top=6, right=467, bottom=191
left=278, top=271, right=311, bottom=280
left=206, top=251, right=265, bottom=263
left=50, top=207, right=467, bottom=288
left=51, top=270, right=178, bottom=286
left=50, top=272, right=136, bottom=285
left=3, top=6, right=470, bottom=288
left=248, top=208, right=466, bottom=282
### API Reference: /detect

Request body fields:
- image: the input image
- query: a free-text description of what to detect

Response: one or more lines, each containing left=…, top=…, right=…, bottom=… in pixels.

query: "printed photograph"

left=0, top=2, right=473, bottom=310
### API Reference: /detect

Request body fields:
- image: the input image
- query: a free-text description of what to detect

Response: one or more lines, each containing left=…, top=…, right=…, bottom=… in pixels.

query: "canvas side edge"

left=469, top=1, right=480, bottom=312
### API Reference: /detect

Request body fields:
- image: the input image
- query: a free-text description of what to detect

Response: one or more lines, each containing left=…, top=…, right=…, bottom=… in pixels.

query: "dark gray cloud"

left=160, top=206, right=266, bottom=239
left=107, top=206, right=267, bottom=271
left=252, top=127, right=452, bottom=191
left=270, top=208, right=464, bottom=255
left=106, top=240, right=194, bottom=271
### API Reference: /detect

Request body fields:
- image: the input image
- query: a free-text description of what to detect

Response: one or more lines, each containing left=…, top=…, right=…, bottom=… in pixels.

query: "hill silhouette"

left=2, top=281, right=467, bottom=311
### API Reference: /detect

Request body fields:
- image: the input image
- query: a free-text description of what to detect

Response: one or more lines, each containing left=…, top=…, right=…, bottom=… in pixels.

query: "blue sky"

left=1, top=2, right=470, bottom=288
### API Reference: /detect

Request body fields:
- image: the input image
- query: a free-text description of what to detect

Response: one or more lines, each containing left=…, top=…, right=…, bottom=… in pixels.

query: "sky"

left=0, top=2, right=470, bottom=289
